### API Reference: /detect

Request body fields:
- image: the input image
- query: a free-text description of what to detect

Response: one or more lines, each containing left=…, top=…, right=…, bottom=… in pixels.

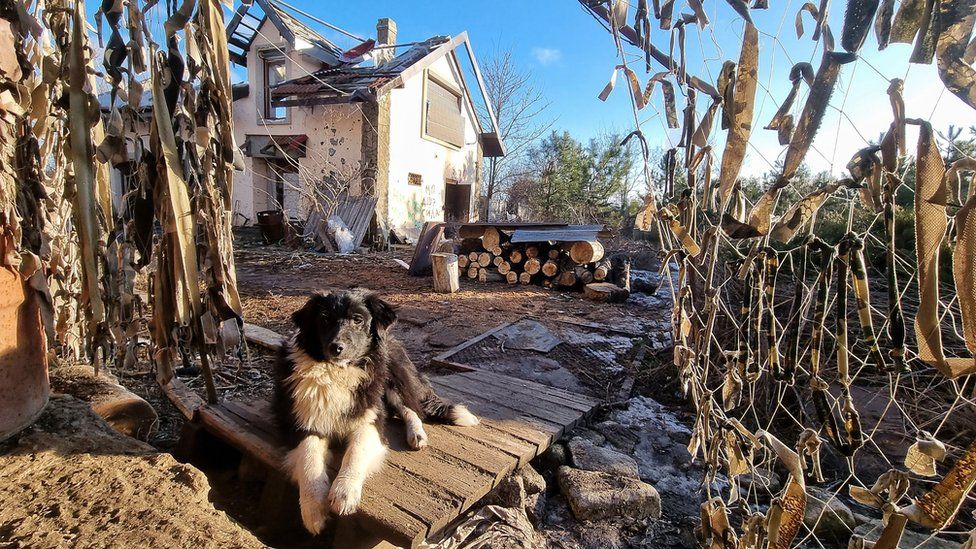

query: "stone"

left=526, top=492, right=547, bottom=524
left=483, top=474, right=527, bottom=509
left=803, top=487, right=857, bottom=542
left=557, top=466, right=661, bottom=522
left=519, top=464, right=546, bottom=495
left=534, top=441, right=568, bottom=472
left=593, top=420, right=640, bottom=454
left=852, top=521, right=960, bottom=548
left=572, top=427, right=607, bottom=446
left=568, top=437, right=640, bottom=479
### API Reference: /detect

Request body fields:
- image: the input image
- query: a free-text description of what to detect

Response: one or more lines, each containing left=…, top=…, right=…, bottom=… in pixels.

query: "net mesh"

left=580, top=0, right=976, bottom=545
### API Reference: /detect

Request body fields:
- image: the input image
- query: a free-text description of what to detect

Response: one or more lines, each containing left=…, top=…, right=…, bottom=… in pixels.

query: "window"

left=408, top=173, right=422, bottom=186
left=263, top=56, right=286, bottom=121
left=424, top=75, right=464, bottom=147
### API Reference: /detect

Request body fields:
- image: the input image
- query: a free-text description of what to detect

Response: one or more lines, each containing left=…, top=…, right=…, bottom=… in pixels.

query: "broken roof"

left=270, top=36, right=451, bottom=104
left=226, top=0, right=343, bottom=67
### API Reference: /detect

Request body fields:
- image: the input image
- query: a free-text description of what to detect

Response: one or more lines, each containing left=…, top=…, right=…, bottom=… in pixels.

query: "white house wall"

left=386, top=54, right=482, bottom=239
left=231, top=19, right=364, bottom=225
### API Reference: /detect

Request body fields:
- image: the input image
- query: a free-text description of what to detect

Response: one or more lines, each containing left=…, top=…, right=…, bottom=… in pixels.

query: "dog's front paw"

left=329, top=477, right=362, bottom=515
left=299, top=492, right=329, bottom=535
left=407, top=423, right=428, bottom=450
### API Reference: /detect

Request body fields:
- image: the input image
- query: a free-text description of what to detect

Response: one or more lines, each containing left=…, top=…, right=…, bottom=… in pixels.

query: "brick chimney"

left=375, top=18, right=397, bottom=66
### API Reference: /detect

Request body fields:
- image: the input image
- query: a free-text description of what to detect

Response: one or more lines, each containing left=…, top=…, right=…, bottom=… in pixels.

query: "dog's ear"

left=364, top=293, right=397, bottom=333
left=291, top=293, right=327, bottom=327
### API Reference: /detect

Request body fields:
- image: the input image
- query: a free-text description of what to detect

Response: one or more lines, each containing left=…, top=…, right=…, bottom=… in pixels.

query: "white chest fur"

left=285, top=347, right=374, bottom=440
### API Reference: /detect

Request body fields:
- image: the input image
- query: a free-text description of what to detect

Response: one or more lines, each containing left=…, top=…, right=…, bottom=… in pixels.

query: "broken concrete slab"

left=568, top=437, right=640, bottom=479
left=557, top=466, right=661, bottom=522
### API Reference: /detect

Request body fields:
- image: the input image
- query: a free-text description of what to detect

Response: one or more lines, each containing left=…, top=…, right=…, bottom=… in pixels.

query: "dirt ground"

left=0, top=395, right=264, bottom=548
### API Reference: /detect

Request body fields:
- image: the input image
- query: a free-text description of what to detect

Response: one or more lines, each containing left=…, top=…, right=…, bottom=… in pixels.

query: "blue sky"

left=111, top=0, right=971, bottom=178
left=236, top=0, right=973, bottom=177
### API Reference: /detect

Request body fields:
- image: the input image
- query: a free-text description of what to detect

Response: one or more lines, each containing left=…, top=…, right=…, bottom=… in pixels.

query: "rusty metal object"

left=0, top=269, right=48, bottom=442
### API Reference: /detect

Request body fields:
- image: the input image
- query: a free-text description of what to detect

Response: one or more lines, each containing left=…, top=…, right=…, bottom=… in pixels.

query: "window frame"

left=421, top=70, right=465, bottom=149
left=261, top=53, right=288, bottom=123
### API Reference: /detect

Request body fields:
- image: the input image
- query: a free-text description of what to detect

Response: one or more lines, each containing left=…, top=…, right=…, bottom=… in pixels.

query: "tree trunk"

left=569, top=241, right=605, bottom=264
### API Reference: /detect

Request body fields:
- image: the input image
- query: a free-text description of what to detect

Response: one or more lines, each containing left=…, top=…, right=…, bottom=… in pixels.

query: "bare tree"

left=480, top=47, right=554, bottom=221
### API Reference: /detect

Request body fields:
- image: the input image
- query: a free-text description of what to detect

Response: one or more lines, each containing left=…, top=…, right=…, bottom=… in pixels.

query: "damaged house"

left=227, top=0, right=505, bottom=242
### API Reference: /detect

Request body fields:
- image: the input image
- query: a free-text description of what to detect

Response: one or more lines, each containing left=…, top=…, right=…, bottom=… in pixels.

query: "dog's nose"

left=329, top=343, right=344, bottom=356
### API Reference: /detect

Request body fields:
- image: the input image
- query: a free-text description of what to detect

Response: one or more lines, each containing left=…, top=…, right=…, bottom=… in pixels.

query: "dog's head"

left=290, top=290, right=397, bottom=365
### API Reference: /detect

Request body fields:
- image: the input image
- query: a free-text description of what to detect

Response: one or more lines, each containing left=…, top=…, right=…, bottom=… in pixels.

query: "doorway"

left=444, top=180, right=471, bottom=222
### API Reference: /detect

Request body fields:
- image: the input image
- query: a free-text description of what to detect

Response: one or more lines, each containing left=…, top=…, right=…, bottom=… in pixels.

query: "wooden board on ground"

left=187, top=370, right=596, bottom=548
left=243, top=322, right=286, bottom=350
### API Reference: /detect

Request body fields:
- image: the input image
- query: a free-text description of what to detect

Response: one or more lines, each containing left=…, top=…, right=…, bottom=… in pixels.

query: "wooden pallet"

left=191, top=369, right=597, bottom=548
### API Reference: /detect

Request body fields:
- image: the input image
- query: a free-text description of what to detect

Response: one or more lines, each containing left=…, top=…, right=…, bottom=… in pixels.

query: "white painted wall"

left=386, top=53, right=482, bottom=239
left=231, top=19, right=364, bottom=225
left=231, top=20, right=486, bottom=237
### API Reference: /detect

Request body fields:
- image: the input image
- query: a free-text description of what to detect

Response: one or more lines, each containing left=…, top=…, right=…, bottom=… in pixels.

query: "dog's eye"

left=352, top=315, right=365, bottom=325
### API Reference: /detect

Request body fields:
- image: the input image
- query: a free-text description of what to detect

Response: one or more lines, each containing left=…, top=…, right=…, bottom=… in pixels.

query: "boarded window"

left=425, top=76, right=464, bottom=147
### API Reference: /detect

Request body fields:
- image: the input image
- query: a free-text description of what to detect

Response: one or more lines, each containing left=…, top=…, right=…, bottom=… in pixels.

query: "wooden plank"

left=439, top=422, right=538, bottom=465
left=197, top=406, right=284, bottom=472
left=222, top=401, right=279, bottom=440
left=421, top=423, right=515, bottom=476
left=243, top=322, right=285, bottom=351
left=553, top=316, right=645, bottom=337
left=355, top=489, right=428, bottom=548
left=363, top=463, right=459, bottom=535
left=461, top=370, right=598, bottom=412
left=431, top=384, right=557, bottom=448
left=381, top=421, right=495, bottom=506
left=161, top=378, right=205, bottom=420
left=437, top=374, right=584, bottom=428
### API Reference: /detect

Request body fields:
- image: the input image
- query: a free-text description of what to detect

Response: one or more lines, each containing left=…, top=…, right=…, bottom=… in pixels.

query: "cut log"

left=458, top=255, right=470, bottom=269
left=497, top=261, right=512, bottom=275
left=576, top=266, right=594, bottom=285
left=459, top=238, right=485, bottom=254
left=482, top=226, right=509, bottom=250
left=458, top=225, right=486, bottom=239
left=49, top=365, right=158, bottom=441
left=593, top=258, right=612, bottom=281
left=524, top=246, right=540, bottom=259
left=489, top=245, right=503, bottom=256
left=431, top=253, right=460, bottom=294
left=493, top=256, right=504, bottom=267
left=583, top=282, right=631, bottom=303
left=478, top=269, right=504, bottom=283
left=569, top=241, right=605, bottom=264
left=524, top=258, right=542, bottom=275
left=477, top=252, right=492, bottom=268
left=541, top=260, right=559, bottom=278
left=468, top=252, right=480, bottom=262
left=548, top=249, right=561, bottom=260
left=508, top=249, right=523, bottom=264
left=519, top=272, right=533, bottom=285
left=506, top=271, right=519, bottom=285
left=467, top=265, right=479, bottom=279
left=557, top=270, right=579, bottom=288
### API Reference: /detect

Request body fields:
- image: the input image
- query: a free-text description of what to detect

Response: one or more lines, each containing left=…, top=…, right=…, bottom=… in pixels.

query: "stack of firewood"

left=449, top=227, right=629, bottom=297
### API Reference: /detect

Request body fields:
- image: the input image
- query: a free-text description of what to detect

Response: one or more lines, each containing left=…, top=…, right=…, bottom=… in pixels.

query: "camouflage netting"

left=581, top=0, right=976, bottom=546
left=3, top=0, right=244, bottom=403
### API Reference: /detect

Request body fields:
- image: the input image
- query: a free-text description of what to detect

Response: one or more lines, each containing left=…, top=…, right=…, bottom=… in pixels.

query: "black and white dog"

left=274, top=290, right=479, bottom=534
